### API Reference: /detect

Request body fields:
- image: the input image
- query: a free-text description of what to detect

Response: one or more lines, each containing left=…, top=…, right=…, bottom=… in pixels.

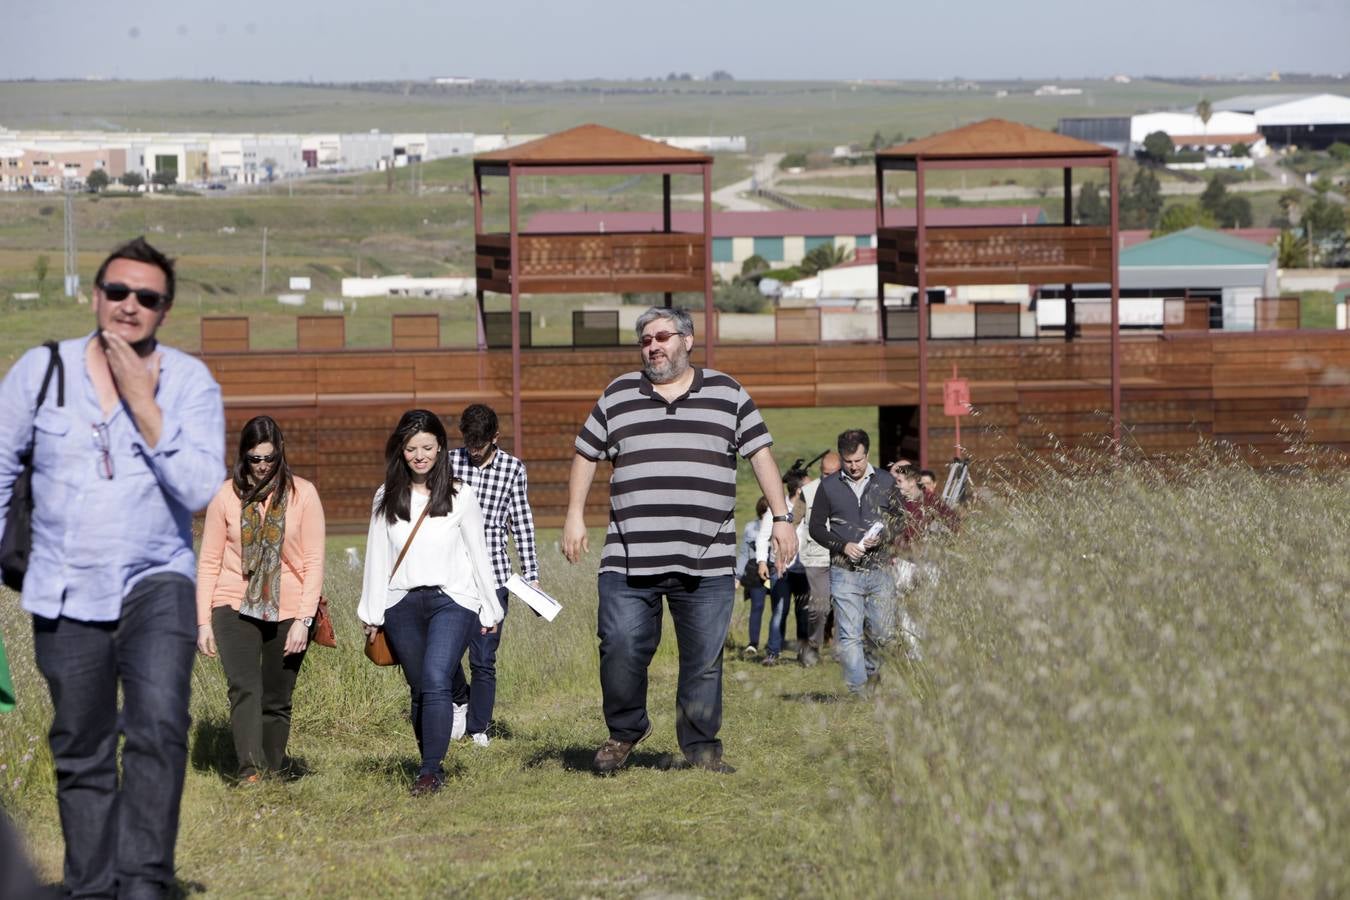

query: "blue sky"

left=1, top=0, right=1345, bottom=82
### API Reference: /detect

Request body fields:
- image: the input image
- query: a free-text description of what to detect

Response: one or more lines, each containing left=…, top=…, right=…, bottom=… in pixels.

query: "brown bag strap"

left=389, top=499, right=431, bottom=583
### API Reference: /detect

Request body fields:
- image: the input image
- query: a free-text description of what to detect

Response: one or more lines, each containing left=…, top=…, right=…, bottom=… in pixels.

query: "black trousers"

left=32, top=573, right=196, bottom=900
left=212, top=607, right=306, bottom=777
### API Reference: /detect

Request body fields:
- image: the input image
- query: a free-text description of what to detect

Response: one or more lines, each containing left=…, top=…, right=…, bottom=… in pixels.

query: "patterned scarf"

left=239, top=478, right=287, bottom=622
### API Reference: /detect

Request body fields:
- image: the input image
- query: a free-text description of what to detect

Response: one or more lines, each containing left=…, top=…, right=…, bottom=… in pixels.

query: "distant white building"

left=300, top=133, right=393, bottom=171
left=1213, top=92, right=1350, bottom=149
left=341, top=275, right=475, bottom=298
left=392, top=133, right=474, bottom=162
left=645, top=135, right=748, bottom=153
left=1034, top=85, right=1083, bottom=97
left=1130, top=110, right=1259, bottom=145
left=209, top=135, right=304, bottom=183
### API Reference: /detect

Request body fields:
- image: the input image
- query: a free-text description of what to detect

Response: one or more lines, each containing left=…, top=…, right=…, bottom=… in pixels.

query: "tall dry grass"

left=833, top=444, right=1349, bottom=897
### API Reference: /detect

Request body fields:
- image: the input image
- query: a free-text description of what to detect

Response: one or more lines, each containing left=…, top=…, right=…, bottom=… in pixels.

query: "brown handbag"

left=312, top=595, right=336, bottom=648
left=364, top=501, right=430, bottom=667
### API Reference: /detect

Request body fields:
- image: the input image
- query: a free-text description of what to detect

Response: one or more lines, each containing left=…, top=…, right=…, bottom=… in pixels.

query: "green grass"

left=7, top=79, right=1348, bottom=153
left=2, top=446, right=1345, bottom=896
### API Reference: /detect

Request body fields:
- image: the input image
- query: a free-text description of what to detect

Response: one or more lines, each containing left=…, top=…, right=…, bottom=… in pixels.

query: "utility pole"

left=63, top=186, right=79, bottom=297
left=261, top=226, right=269, bottom=294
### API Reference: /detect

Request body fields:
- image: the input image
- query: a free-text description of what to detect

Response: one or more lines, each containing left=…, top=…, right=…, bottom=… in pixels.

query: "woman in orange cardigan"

left=196, top=416, right=325, bottom=782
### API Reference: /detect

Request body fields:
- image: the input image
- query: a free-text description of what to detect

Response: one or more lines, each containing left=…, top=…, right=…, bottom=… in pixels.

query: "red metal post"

left=1109, top=155, right=1121, bottom=447
left=916, top=158, right=929, bottom=471
left=703, top=161, right=715, bottom=368
left=473, top=166, right=487, bottom=350
left=1064, top=166, right=1075, bottom=343
left=508, top=166, right=523, bottom=456
left=663, top=173, right=673, bottom=308
left=875, top=157, right=886, bottom=341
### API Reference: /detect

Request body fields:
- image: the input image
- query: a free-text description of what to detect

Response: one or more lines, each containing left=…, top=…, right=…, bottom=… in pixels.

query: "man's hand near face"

left=101, top=330, right=164, bottom=447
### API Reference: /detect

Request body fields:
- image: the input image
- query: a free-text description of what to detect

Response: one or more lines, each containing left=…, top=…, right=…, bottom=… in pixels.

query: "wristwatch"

left=300, top=616, right=314, bottom=627
left=772, top=512, right=794, bottom=524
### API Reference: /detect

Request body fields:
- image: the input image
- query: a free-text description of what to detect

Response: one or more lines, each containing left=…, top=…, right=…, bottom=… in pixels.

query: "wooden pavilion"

left=473, top=125, right=716, bottom=452
left=875, top=119, right=1119, bottom=467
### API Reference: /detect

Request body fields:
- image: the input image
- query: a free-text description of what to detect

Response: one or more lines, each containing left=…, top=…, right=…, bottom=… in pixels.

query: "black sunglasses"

left=99, top=282, right=170, bottom=311
left=246, top=453, right=278, bottom=464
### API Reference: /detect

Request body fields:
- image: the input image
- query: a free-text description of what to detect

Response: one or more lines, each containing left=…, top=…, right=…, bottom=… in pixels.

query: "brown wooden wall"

left=201, top=331, right=1350, bottom=529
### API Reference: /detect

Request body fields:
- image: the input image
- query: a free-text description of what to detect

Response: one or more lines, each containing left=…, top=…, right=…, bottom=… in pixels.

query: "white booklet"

left=505, top=574, right=563, bottom=622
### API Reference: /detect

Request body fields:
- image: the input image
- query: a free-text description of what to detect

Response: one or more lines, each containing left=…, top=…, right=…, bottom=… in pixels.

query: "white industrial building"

left=209, top=135, right=304, bottom=183
left=1213, top=93, right=1350, bottom=149
left=645, top=135, right=748, bottom=153
left=392, top=133, right=474, bottom=162
left=1130, top=110, right=1260, bottom=145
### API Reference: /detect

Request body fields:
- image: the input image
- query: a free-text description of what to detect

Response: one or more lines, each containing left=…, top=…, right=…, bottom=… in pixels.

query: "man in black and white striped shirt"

left=448, top=404, right=539, bottom=747
left=563, top=307, right=797, bottom=774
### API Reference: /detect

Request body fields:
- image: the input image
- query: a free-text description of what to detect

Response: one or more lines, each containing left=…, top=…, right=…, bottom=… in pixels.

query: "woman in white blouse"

left=358, top=409, right=503, bottom=797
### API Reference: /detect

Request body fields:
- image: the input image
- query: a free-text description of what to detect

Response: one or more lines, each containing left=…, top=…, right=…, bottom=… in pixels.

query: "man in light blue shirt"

left=0, top=237, right=223, bottom=899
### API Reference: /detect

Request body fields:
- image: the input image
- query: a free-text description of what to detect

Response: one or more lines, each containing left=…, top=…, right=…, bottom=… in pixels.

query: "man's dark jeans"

left=744, top=577, right=767, bottom=648
left=32, top=572, right=196, bottom=900
left=597, top=572, right=734, bottom=763
left=381, top=587, right=479, bottom=778
left=211, top=608, right=306, bottom=777
left=450, top=587, right=508, bottom=736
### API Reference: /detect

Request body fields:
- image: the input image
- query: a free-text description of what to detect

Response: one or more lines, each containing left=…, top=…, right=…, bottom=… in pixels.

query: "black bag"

left=0, top=342, right=64, bottom=592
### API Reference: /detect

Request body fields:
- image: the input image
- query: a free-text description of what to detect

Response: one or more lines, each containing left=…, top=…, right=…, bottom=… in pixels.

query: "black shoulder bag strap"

left=27, top=341, right=66, bottom=453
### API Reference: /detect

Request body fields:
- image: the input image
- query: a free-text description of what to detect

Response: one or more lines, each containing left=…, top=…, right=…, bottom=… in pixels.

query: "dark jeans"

left=450, top=587, right=508, bottom=735
left=765, top=573, right=791, bottom=657
left=32, top=573, right=196, bottom=900
left=211, top=607, right=306, bottom=777
left=786, top=568, right=812, bottom=643
left=744, top=577, right=767, bottom=648
left=381, top=587, right=479, bottom=778
left=597, top=572, right=734, bottom=763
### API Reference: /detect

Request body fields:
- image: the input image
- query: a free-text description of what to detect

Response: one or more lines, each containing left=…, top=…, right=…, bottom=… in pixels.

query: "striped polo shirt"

left=576, top=367, right=773, bottom=578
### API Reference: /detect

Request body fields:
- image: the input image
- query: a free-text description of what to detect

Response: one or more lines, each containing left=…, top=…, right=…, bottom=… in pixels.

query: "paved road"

left=1253, top=152, right=1345, bottom=204
left=677, top=153, right=785, bottom=210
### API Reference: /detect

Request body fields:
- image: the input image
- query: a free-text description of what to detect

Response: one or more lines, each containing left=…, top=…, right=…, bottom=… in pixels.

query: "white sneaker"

left=451, top=703, right=468, bottom=740
left=470, top=732, right=490, bottom=747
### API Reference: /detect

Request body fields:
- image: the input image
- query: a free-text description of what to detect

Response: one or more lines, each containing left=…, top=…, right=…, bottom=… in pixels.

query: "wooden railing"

left=878, top=225, right=1113, bottom=286
left=476, top=231, right=707, bottom=294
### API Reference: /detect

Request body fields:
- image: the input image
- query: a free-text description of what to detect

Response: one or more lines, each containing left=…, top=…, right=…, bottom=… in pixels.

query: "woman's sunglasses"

left=246, top=453, right=278, bottom=464
left=99, top=282, right=170, bottom=311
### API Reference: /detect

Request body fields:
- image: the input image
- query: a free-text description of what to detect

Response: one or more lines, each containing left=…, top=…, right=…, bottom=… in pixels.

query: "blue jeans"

left=450, top=587, right=509, bottom=735
left=765, top=573, right=792, bottom=657
left=597, top=572, right=734, bottom=763
left=829, top=566, right=898, bottom=692
left=744, top=577, right=767, bottom=648
left=31, top=572, right=196, bottom=900
left=381, top=587, right=480, bottom=778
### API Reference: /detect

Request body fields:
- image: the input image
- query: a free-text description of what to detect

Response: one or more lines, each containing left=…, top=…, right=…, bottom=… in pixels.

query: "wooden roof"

left=475, top=124, right=712, bottom=166
left=879, top=118, right=1114, bottom=160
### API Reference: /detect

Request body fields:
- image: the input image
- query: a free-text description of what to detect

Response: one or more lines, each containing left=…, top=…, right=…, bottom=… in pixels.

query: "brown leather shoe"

left=410, top=772, right=444, bottom=797
left=592, top=721, right=652, bottom=775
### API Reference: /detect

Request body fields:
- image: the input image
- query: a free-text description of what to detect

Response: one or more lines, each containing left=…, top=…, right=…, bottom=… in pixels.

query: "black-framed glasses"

left=91, top=423, right=114, bottom=480
left=98, top=282, right=170, bottom=311
left=638, top=330, right=683, bottom=347
left=246, top=453, right=277, bottom=464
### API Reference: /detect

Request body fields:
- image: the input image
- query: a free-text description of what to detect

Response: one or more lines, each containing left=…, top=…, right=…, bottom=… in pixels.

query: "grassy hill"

left=1, top=448, right=1344, bottom=896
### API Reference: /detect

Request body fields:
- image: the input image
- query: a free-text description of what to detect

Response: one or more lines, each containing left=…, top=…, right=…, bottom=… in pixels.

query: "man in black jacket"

left=807, top=429, right=901, bottom=693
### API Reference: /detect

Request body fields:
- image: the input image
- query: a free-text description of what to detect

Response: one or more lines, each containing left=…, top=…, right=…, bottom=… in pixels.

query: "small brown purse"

left=312, top=595, right=337, bottom=649
left=364, top=502, right=430, bottom=667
